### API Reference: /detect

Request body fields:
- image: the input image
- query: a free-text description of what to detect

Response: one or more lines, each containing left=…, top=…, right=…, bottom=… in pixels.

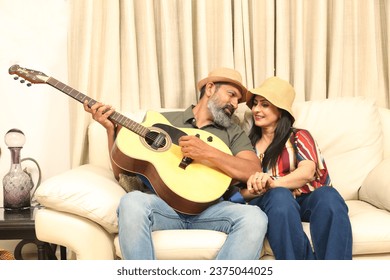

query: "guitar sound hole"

left=145, top=131, right=167, bottom=150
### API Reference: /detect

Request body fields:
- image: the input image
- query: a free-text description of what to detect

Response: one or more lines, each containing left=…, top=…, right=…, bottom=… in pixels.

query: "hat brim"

left=197, top=76, right=247, bottom=103
left=246, top=90, right=295, bottom=122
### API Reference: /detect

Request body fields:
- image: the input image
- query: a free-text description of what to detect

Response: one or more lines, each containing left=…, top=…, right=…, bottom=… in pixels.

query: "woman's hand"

left=247, top=172, right=274, bottom=195
left=83, top=101, right=116, bottom=132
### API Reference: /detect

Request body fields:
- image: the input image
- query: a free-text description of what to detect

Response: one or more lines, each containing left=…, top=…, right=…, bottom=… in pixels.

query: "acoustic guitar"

left=9, top=65, right=232, bottom=214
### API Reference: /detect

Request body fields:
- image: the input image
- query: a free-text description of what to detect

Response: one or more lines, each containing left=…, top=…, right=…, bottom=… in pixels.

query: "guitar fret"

left=112, top=113, right=122, bottom=125
left=117, top=114, right=125, bottom=124
left=137, top=126, right=145, bottom=136
left=130, top=121, right=138, bottom=132
left=73, top=91, right=83, bottom=100
left=124, top=118, right=132, bottom=129
left=122, top=118, right=130, bottom=127
left=48, top=77, right=90, bottom=104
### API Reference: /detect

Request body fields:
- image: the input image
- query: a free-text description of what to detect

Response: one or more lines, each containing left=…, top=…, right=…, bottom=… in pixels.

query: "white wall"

left=0, top=0, right=70, bottom=252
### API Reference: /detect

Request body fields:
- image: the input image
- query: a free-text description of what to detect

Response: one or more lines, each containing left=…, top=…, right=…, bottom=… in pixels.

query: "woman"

left=242, top=77, right=352, bottom=260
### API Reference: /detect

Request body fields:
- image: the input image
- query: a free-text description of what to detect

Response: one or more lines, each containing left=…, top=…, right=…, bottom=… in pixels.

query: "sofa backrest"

left=291, top=97, right=383, bottom=200
left=88, top=97, right=386, bottom=201
left=88, top=111, right=146, bottom=171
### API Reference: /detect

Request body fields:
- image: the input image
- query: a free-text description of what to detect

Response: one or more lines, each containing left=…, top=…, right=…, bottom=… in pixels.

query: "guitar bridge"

left=178, top=133, right=199, bottom=169
left=179, top=156, right=193, bottom=169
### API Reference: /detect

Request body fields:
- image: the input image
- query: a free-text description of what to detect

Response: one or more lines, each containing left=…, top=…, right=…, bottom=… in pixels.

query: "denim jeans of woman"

left=117, top=190, right=268, bottom=260
left=249, top=186, right=352, bottom=260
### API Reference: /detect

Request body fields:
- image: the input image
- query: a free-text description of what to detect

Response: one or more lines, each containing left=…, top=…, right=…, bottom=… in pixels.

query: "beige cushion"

left=35, top=164, right=125, bottom=233
left=292, top=97, right=383, bottom=200
left=114, top=230, right=227, bottom=260
left=262, top=201, right=390, bottom=257
left=359, top=158, right=390, bottom=211
left=379, top=108, right=390, bottom=158
left=87, top=121, right=111, bottom=170
left=35, top=208, right=116, bottom=260
left=347, top=200, right=390, bottom=255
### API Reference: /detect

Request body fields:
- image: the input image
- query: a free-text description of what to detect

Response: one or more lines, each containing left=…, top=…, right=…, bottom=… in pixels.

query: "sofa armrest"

left=35, top=208, right=116, bottom=260
left=34, top=164, right=125, bottom=233
left=359, top=158, right=390, bottom=211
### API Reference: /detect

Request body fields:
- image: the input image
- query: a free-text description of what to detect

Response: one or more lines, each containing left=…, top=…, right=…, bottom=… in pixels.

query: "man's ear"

left=205, top=82, right=215, bottom=98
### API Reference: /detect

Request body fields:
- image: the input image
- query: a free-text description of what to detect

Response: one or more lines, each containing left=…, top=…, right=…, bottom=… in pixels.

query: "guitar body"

left=111, top=111, right=232, bottom=214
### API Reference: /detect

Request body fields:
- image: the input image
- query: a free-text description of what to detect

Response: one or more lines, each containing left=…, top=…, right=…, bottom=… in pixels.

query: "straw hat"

left=246, top=77, right=295, bottom=121
left=197, top=67, right=247, bottom=103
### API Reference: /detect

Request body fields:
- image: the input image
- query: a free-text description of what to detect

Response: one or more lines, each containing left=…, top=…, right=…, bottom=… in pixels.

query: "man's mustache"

left=223, top=104, right=235, bottom=116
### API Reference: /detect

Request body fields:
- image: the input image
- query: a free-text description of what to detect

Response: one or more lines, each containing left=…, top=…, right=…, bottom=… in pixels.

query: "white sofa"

left=34, top=97, right=390, bottom=259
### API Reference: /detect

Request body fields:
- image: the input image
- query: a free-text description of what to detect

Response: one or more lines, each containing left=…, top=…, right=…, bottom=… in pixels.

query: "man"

left=83, top=67, right=267, bottom=259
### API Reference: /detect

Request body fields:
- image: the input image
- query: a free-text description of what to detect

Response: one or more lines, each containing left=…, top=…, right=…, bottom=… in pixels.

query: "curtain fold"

left=67, top=0, right=389, bottom=167
left=67, top=0, right=121, bottom=167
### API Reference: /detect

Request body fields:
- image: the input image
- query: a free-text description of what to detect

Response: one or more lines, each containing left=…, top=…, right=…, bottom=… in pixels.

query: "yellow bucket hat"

left=246, top=77, right=296, bottom=121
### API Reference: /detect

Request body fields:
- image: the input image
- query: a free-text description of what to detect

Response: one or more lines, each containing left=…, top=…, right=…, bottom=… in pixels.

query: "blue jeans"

left=249, top=186, right=352, bottom=260
left=117, top=191, right=268, bottom=260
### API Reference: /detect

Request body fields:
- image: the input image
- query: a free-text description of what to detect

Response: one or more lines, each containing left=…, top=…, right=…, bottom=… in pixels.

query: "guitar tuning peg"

left=14, top=76, right=19, bottom=80
left=20, top=80, right=25, bottom=83
left=27, top=83, right=32, bottom=87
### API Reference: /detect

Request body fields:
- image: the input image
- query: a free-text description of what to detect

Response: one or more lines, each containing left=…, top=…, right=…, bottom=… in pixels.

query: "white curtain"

left=67, top=0, right=389, bottom=167
left=67, top=0, right=273, bottom=166
left=276, top=0, right=390, bottom=105
left=67, top=0, right=121, bottom=166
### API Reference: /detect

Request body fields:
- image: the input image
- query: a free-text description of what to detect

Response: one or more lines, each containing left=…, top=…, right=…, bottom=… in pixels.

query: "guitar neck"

left=46, top=77, right=149, bottom=137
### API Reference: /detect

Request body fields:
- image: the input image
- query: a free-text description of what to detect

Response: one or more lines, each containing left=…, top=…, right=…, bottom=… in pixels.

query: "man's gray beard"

left=207, top=99, right=232, bottom=128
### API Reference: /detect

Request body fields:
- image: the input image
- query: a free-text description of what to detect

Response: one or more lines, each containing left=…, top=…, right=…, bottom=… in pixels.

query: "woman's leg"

left=250, top=187, right=314, bottom=259
left=300, top=186, right=352, bottom=259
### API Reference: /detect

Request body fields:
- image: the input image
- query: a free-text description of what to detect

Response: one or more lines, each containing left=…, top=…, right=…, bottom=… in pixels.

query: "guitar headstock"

left=9, top=64, right=49, bottom=86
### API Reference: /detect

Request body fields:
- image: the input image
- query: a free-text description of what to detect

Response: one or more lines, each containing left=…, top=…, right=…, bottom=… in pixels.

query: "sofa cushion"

left=34, top=164, right=125, bottom=233
left=292, top=97, right=383, bottom=200
left=359, top=158, right=390, bottom=211
left=88, top=121, right=111, bottom=170
left=114, top=230, right=227, bottom=260
left=261, top=200, right=390, bottom=257
left=346, top=200, right=390, bottom=255
left=379, top=108, right=390, bottom=158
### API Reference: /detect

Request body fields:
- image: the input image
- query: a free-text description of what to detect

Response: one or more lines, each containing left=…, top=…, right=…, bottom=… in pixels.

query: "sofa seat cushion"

left=114, top=230, right=227, bottom=260
left=345, top=200, right=390, bottom=255
left=261, top=200, right=390, bottom=258
left=35, top=164, right=125, bottom=234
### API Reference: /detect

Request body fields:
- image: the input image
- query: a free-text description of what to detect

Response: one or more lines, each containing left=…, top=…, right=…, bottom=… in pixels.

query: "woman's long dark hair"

left=248, top=110, right=294, bottom=170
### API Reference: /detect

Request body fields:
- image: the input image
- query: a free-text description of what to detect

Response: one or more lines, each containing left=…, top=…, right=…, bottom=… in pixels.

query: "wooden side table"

left=0, top=206, right=65, bottom=260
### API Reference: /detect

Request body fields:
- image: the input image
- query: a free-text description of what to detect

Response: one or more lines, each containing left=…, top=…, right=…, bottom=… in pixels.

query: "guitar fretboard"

left=47, top=77, right=149, bottom=137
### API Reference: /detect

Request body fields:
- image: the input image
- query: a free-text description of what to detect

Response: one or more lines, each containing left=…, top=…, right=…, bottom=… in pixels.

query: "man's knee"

left=118, top=191, right=147, bottom=213
left=239, top=204, right=268, bottom=229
